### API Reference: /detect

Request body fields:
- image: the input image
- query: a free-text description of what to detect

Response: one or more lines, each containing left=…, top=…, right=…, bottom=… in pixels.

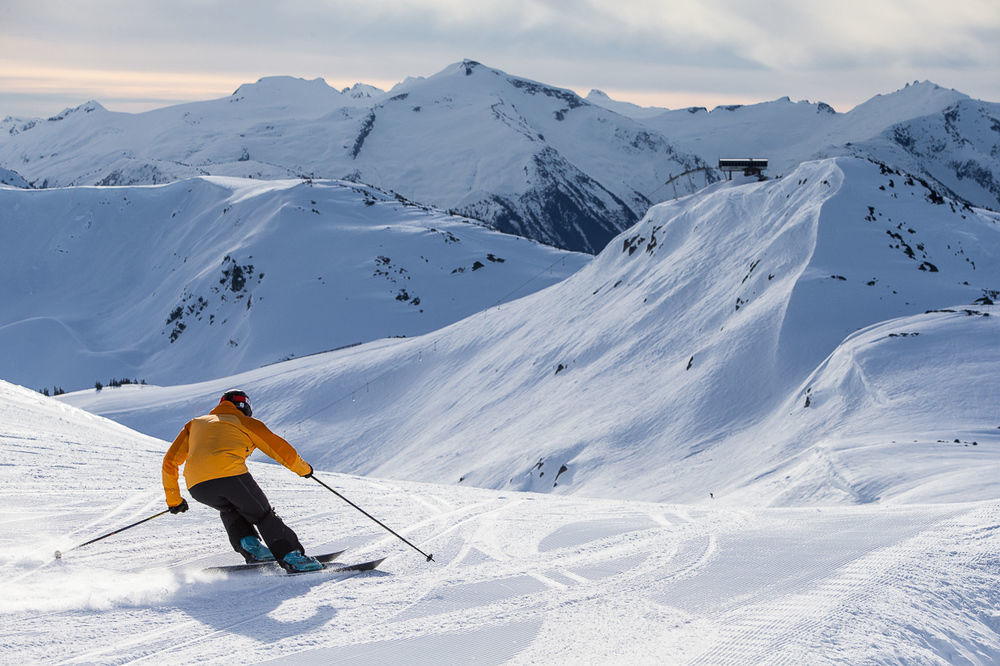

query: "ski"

left=202, top=549, right=345, bottom=574
left=281, top=557, right=387, bottom=577
left=325, top=557, right=385, bottom=573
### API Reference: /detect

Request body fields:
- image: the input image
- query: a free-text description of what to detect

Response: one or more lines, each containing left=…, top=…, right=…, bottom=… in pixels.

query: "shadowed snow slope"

left=0, top=165, right=29, bottom=187
left=0, top=176, right=587, bottom=392
left=63, top=158, right=1000, bottom=506
left=3, top=379, right=1000, bottom=663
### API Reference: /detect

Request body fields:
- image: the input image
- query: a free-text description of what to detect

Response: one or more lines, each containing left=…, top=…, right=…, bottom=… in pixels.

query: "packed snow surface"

left=2, top=380, right=999, bottom=664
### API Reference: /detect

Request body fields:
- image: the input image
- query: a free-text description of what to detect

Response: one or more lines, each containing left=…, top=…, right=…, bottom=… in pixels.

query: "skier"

left=162, top=389, right=323, bottom=573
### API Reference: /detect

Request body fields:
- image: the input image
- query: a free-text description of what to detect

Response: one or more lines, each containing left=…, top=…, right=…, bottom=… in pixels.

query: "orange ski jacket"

left=162, top=401, right=312, bottom=506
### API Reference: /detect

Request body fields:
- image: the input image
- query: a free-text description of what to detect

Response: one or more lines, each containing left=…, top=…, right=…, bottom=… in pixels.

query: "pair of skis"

left=202, top=550, right=384, bottom=576
left=203, top=475, right=433, bottom=575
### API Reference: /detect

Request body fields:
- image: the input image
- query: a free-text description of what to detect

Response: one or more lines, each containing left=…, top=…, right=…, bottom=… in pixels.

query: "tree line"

left=38, top=377, right=148, bottom=396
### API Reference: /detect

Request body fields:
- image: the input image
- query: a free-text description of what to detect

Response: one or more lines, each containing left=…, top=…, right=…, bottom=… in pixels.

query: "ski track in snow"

left=2, top=378, right=1000, bottom=663
left=3, top=447, right=998, bottom=664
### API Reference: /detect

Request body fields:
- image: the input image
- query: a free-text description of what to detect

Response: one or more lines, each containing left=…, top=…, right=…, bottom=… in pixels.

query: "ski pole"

left=54, top=509, right=171, bottom=560
left=311, top=474, right=434, bottom=562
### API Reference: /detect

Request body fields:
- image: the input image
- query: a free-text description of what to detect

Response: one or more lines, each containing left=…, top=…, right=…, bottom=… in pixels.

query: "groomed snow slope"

left=64, top=158, right=1000, bottom=506
left=3, top=379, right=1000, bottom=664
left=0, top=176, right=587, bottom=392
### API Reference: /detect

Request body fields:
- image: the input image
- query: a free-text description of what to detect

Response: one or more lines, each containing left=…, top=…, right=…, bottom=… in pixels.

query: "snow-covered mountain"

left=631, top=80, right=1000, bottom=212
left=0, top=177, right=587, bottom=393
left=844, top=97, right=1000, bottom=214
left=0, top=61, right=711, bottom=254
left=4, top=67, right=996, bottom=253
left=5, top=57, right=1000, bottom=662
left=64, top=158, right=1000, bottom=506
left=5, top=378, right=999, bottom=663
left=341, top=82, right=385, bottom=99
left=632, top=81, right=964, bottom=172
left=4, top=62, right=1000, bottom=662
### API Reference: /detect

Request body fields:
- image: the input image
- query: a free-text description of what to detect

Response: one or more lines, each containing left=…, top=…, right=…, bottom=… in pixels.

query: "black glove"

left=168, top=498, right=189, bottom=514
left=301, top=464, right=313, bottom=478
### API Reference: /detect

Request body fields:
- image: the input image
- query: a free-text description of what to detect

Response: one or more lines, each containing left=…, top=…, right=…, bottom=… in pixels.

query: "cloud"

left=1, top=0, right=998, bottom=117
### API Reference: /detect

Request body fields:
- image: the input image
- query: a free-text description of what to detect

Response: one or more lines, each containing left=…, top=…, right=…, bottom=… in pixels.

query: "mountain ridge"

left=5, top=64, right=996, bottom=254
left=61, top=157, right=1000, bottom=506
left=0, top=176, right=588, bottom=392
left=0, top=60, right=712, bottom=253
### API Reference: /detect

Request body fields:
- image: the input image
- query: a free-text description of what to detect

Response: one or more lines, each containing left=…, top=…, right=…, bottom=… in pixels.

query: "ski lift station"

left=719, top=158, right=768, bottom=179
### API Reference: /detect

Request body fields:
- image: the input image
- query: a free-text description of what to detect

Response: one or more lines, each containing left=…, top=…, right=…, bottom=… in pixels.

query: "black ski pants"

left=189, top=473, right=303, bottom=562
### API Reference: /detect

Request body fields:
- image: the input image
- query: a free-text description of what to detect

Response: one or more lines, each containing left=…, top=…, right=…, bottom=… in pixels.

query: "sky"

left=1, top=0, right=998, bottom=119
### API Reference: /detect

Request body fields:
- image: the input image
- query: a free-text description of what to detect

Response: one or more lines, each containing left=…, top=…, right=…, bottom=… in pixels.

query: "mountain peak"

left=46, top=100, right=106, bottom=122
left=341, top=82, right=384, bottom=99
left=852, top=80, right=968, bottom=116
left=892, top=80, right=966, bottom=101
left=229, top=76, right=343, bottom=105
left=239, top=74, right=332, bottom=89
left=435, top=59, right=491, bottom=79
left=422, top=60, right=586, bottom=109
left=904, top=80, right=943, bottom=91
left=857, top=81, right=969, bottom=113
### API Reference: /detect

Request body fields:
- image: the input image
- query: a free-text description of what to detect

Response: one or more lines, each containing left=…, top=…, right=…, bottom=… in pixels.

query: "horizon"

left=0, top=63, right=980, bottom=121
left=2, top=1, right=997, bottom=119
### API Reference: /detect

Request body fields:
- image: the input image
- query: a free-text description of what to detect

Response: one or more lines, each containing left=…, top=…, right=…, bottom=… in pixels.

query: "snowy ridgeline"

left=0, top=61, right=713, bottom=254
left=0, top=176, right=588, bottom=392
left=2, top=378, right=1000, bottom=663
left=3, top=64, right=998, bottom=254
left=62, top=158, right=1000, bottom=509
left=600, top=80, right=1000, bottom=215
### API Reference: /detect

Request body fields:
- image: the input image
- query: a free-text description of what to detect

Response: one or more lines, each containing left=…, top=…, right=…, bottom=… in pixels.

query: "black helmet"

left=220, top=389, right=252, bottom=417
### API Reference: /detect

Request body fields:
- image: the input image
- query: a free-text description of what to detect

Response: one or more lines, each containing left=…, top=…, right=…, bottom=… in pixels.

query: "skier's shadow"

left=172, top=568, right=390, bottom=642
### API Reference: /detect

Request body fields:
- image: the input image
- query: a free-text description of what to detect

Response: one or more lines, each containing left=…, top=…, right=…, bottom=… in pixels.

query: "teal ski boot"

left=280, top=550, right=323, bottom=573
left=239, top=535, right=275, bottom=563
